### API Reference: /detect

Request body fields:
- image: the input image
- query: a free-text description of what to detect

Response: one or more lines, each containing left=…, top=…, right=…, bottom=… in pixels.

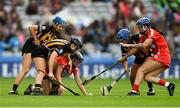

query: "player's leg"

left=146, top=81, right=155, bottom=96
left=52, top=65, right=64, bottom=95
left=145, top=68, right=175, bottom=96
left=9, top=53, right=32, bottom=94
left=129, top=59, right=162, bottom=95
left=32, top=57, right=46, bottom=95
left=130, top=63, right=141, bottom=86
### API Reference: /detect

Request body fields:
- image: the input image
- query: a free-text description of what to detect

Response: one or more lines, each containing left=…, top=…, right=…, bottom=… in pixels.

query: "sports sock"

left=12, top=84, right=18, bottom=91
left=35, top=84, right=41, bottom=88
left=158, top=79, right=169, bottom=87
left=164, top=82, right=170, bottom=87
left=132, top=83, right=139, bottom=93
left=147, top=82, right=153, bottom=89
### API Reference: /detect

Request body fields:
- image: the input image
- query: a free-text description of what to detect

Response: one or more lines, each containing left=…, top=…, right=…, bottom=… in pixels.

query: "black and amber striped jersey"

left=36, top=25, right=58, bottom=44
left=42, top=39, right=70, bottom=55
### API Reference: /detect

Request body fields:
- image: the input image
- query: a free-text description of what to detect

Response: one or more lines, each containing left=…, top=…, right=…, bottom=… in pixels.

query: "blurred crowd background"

left=0, top=0, right=179, bottom=58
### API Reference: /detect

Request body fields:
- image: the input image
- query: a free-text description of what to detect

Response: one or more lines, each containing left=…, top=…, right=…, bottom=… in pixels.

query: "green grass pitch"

left=0, top=77, right=179, bottom=107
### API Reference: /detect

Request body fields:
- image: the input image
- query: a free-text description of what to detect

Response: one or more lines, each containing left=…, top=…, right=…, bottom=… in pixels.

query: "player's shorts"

left=22, top=38, right=37, bottom=55
left=147, top=53, right=171, bottom=69
left=55, top=56, right=68, bottom=67
left=134, top=56, right=146, bottom=64
left=31, top=45, right=49, bottom=60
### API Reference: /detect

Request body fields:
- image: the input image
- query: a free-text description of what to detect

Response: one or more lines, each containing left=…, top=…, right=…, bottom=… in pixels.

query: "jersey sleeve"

left=36, top=25, right=50, bottom=36
left=40, top=25, right=50, bottom=32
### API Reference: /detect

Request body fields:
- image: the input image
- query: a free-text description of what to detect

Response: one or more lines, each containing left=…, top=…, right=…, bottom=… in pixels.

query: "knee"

left=137, top=67, right=144, bottom=73
left=144, top=75, right=151, bottom=82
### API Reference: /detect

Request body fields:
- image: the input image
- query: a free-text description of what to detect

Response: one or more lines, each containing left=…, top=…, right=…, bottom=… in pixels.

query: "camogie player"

left=49, top=51, right=88, bottom=95
left=119, top=17, right=175, bottom=96
left=9, top=16, right=67, bottom=94
left=31, top=37, right=82, bottom=95
left=24, top=51, right=88, bottom=95
left=116, top=28, right=155, bottom=95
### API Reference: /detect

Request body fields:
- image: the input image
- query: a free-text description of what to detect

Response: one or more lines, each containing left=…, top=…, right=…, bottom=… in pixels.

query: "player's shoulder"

left=51, top=39, right=69, bottom=44
left=39, top=25, right=51, bottom=31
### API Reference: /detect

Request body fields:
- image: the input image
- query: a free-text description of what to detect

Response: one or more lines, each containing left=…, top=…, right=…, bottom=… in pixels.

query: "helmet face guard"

left=136, top=17, right=151, bottom=34
left=137, top=25, right=149, bottom=34
left=70, top=51, right=84, bottom=65
left=70, top=37, right=82, bottom=49
left=52, top=17, right=67, bottom=34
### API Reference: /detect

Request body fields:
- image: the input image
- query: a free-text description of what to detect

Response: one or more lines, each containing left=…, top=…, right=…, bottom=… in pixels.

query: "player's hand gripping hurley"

left=101, top=71, right=128, bottom=96
left=82, top=61, right=119, bottom=86
left=38, top=69, right=80, bottom=96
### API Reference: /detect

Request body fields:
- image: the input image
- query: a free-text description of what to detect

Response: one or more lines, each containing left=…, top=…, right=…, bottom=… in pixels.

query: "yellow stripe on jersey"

left=39, top=31, right=52, bottom=41
left=44, top=39, right=69, bottom=47
left=46, top=42, right=65, bottom=47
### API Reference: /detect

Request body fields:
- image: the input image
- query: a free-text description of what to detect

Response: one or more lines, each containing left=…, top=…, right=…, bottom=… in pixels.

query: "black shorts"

left=22, top=38, right=37, bottom=55
left=134, top=57, right=146, bottom=64
left=31, top=46, right=49, bottom=60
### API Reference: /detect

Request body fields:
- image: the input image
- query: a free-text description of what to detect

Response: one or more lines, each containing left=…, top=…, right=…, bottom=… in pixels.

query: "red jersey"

left=55, top=56, right=78, bottom=76
left=139, top=28, right=171, bottom=68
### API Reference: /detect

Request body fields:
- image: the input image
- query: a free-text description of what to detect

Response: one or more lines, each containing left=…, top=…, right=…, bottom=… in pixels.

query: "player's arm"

left=48, top=51, right=58, bottom=77
left=67, top=53, right=72, bottom=72
left=54, top=65, right=65, bottom=94
left=74, top=73, right=88, bottom=95
left=29, top=25, right=40, bottom=45
left=118, top=48, right=139, bottom=63
left=120, top=38, right=153, bottom=49
left=123, top=58, right=129, bottom=72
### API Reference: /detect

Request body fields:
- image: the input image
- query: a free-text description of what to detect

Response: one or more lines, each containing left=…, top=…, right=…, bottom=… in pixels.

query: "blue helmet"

left=53, top=16, right=66, bottom=26
left=136, top=17, right=151, bottom=26
left=116, top=28, right=130, bottom=41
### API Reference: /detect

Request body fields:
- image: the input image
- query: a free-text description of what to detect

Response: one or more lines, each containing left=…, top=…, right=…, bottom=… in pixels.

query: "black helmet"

left=70, top=37, right=82, bottom=48
left=70, top=51, right=84, bottom=63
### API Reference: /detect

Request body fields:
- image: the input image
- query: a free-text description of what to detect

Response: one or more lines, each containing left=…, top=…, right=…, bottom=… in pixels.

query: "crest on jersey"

left=58, top=49, right=63, bottom=54
left=41, top=26, right=46, bottom=30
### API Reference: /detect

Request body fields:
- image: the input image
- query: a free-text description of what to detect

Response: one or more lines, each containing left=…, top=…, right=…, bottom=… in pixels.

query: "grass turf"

left=0, top=77, right=179, bottom=107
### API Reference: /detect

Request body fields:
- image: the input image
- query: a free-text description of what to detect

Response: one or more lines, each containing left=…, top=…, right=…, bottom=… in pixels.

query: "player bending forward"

left=24, top=51, right=88, bottom=95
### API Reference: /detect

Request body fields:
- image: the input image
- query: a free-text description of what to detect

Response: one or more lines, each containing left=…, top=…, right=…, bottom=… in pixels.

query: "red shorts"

left=55, top=56, right=68, bottom=67
left=55, top=56, right=78, bottom=76
left=147, top=53, right=171, bottom=69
